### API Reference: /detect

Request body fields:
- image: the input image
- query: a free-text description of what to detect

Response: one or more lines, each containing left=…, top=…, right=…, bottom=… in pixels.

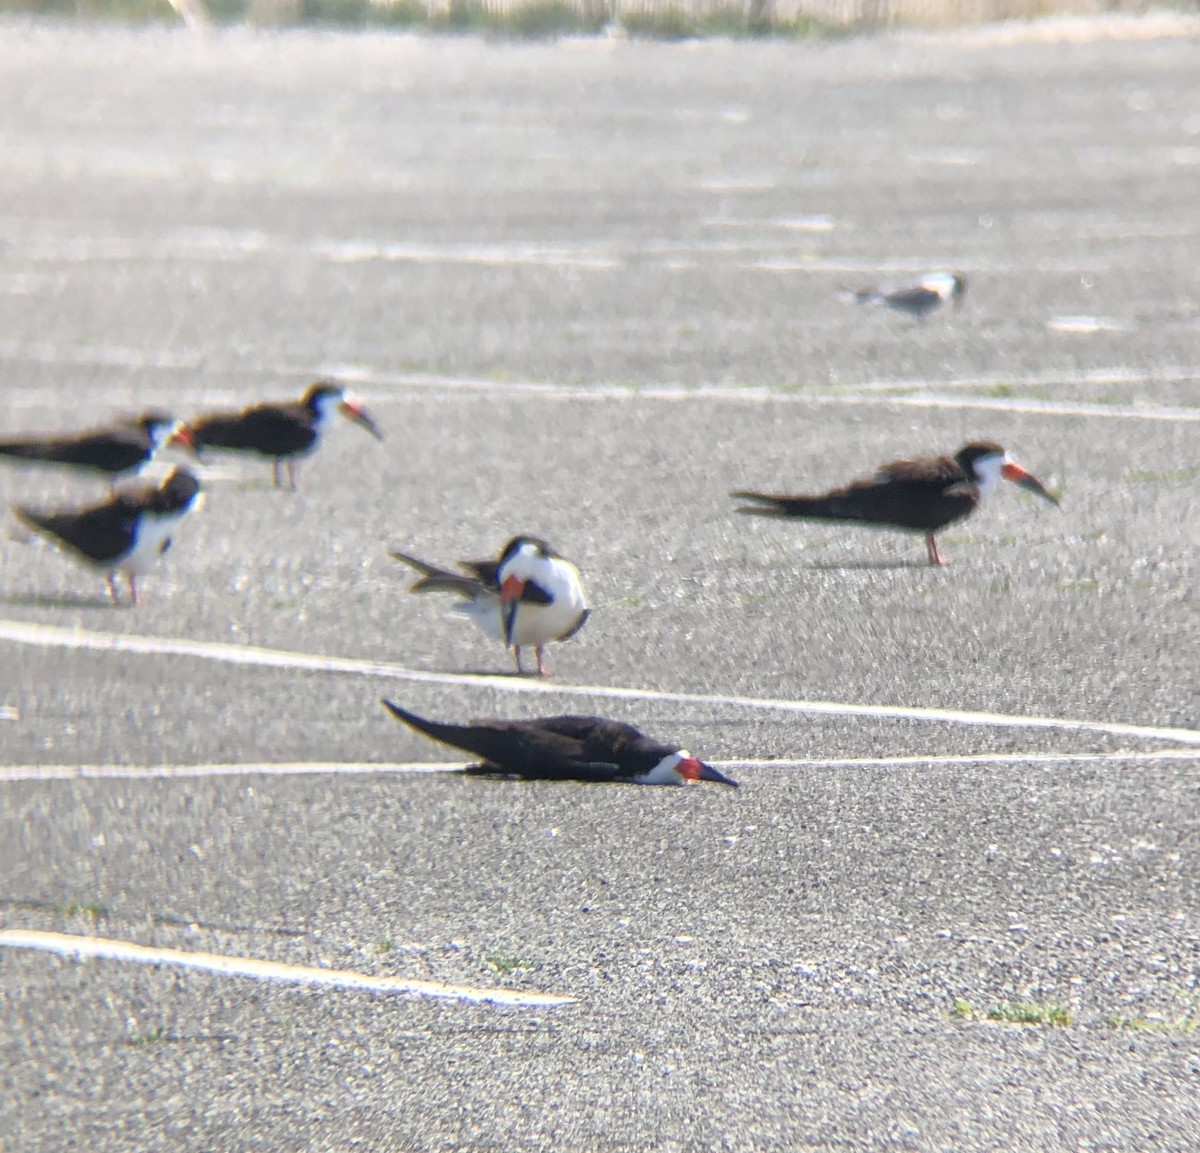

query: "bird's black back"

left=382, top=702, right=675, bottom=780
left=15, top=495, right=140, bottom=563
left=0, top=421, right=152, bottom=475
left=192, top=402, right=315, bottom=457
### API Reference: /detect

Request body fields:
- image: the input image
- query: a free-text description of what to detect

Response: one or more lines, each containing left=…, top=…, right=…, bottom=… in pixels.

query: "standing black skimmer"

left=733, top=440, right=1058, bottom=565
left=390, top=535, right=589, bottom=676
left=187, top=381, right=382, bottom=490
left=13, top=466, right=203, bottom=604
left=849, top=272, right=967, bottom=319
left=381, top=701, right=739, bottom=787
left=0, top=411, right=194, bottom=486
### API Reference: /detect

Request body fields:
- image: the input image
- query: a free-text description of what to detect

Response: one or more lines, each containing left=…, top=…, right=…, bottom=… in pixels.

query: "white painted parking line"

left=0, top=761, right=464, bottom=781
left=815, top=392, right=1200, bottom=423
left=719, top=749, right=1200, bottom=769
left=0, top=930, right=575, bottom=1007
left=0, top=749, right=1197, bottom=784
left=2, top=619, right=1198, bottom=748
left=0, top=346, right=1196, bottom=423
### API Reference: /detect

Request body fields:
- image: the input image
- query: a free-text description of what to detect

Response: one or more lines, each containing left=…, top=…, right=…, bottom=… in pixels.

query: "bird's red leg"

left=535, top=645, right=550, bottom=678
left=128, top=574, right=139, bottom=606
left=512, top=645, right=525, bottom=675
left=272, top=459, right=281, bottom=488
left=106, top=573, right=119, bottom=603
left=926, top=533, right=946, bottom=566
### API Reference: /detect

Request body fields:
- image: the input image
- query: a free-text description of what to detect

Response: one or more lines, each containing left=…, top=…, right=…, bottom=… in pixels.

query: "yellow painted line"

left=0, top=930, right=575, bottom=1007
left=2, top=619, right=1198, bottom=748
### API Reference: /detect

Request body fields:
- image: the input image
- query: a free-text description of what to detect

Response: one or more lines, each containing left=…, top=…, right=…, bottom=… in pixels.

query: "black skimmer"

left=849, top=272, right=967, bottom=318
left=390, top=535, right=589, bottom=677
left=13, top=466, right=203, bottom=604
left=0, top=411, right=194, bottom=485
left=187, top=381, right=382, bottom=490
left=381, top=701, right=738, bottom=787
left=733, top=440, right=1058, bottom=565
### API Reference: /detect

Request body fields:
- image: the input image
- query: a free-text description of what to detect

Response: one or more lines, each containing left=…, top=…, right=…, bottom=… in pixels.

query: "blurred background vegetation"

left=0, top=0, right=1185, bottom=38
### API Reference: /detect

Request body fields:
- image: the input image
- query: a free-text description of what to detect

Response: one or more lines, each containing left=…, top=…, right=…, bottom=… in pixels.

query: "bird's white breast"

left=118, top=501, right=200, bottom=575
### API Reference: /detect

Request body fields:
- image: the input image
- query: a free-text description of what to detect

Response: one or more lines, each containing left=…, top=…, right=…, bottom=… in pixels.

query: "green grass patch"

left=1057, top=578, right=1099, bottom=593
left=484, top=953, right=529, bottom=974
left=986, top=1001, right=1071, bottom=1027
left=1106, top=1000, right=1200, bottom=1033
left=425, top=0, right=607, bottom=38
left=126, top=1024, right=169, bottom=1045
left=56, top=901, right=108, bottom=922
left=1121, top=467, right=1198, bottom=484
left=953, top=998, right=1070, bottom=1026
left=0, top=0, right=178, bottom=17
left=0, top=0, right=837, bottom=38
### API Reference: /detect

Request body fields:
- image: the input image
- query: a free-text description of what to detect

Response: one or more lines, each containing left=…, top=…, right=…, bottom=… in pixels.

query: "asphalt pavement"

left=1, top=16, right=1198, bottom=1151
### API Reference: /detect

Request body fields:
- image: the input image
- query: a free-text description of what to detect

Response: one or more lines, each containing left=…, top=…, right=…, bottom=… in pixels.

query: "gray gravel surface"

left=1, top=17, right=1199, bottom=1151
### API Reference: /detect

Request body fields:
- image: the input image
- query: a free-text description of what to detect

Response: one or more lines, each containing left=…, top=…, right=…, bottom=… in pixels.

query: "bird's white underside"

left=112, top=500, right=200, bottom=576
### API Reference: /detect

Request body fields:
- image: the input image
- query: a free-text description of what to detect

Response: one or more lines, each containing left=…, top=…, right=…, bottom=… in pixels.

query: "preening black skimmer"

left=391, top=535, right=589, bottom=676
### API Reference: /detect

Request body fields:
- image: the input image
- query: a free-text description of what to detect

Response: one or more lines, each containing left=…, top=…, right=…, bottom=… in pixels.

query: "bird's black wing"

left=463, top=760, right=625, bottom=782
left=882, top=285, right=941, bottom=315
left=15, top=496, right=140, bottom=563
left=0, top=425, right=148, bottom=474
left=381, top=702, right=590, bottom=772
left=874, top=455, right=964, bottom=488
left=191, top=403, right=314, bottom=456
left=459, top=558, right=501, bottom=590
left=734, top=454, right=976, bottom=532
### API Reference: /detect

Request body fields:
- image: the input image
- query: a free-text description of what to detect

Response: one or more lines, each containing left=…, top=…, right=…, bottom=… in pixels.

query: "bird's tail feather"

left=13, top=506, right=54, bottom=535
left=836, top=285, right=882, bottom=305
left=0, top=440, right=49, bottom=461
left=389, top=550, right=480, bottom=597
left=732, top=491, right=846, bottom=521
left=380, top=700, right=489, bottom=761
